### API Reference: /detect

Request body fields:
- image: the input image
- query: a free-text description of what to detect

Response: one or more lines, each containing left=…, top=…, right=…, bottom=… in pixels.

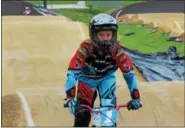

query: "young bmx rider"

left=64, top=13, right=142, bottom=127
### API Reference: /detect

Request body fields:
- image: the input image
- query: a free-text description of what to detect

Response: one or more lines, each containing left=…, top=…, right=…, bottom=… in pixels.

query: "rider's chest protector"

left=82, top=49, right=118, bottom=78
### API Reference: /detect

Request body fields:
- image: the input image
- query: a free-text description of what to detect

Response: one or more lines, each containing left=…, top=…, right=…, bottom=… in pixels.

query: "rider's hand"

left=127, top=89, right=142, bottom=110
left=64, top=87, right=77, bottom=114
left=127, top=99, right=142, bottom=110
left=64, top=98, right=77, bottom=114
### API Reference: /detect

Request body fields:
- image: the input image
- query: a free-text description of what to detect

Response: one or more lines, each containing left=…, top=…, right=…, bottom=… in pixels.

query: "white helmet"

left=89, top=14, right=118, bottom=54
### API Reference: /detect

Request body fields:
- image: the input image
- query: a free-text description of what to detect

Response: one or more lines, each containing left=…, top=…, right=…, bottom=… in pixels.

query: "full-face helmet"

left=89, top=14, right=118, bottom=54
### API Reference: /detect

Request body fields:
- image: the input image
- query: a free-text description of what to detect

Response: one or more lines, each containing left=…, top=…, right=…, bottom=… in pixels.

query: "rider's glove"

left=127, top=99, right=142, bottom=110
left=64, top=87, right=77, bottom=114
left=127, top=89, right=142, bottom=110
left=65, top=98, right=77, bottom=114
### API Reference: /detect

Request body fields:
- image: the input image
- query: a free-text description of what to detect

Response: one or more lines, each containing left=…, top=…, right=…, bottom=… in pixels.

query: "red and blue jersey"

left=65, top=40, right=138, bottom=97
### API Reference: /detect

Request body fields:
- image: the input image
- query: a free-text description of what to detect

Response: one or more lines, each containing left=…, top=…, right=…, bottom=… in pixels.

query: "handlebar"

left=116, top=104, right=128, bottom=111
left=80, top=104, right=128, bottom=112
left=64, top=103, right=128, bottom=111
left=63, top=103, right=69, bottom=108
left=64, top=98, right=142, bottom=111
left=64, top=102, right=141, bottom=127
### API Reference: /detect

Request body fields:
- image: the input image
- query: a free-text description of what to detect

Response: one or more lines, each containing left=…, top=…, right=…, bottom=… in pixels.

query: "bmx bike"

left=64, top=103, right=128, bottom=127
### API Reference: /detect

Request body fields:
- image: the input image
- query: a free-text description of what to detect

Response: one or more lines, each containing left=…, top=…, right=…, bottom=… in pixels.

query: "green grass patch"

left=53, top=9, right=95, bottom=24
left=53, top=9, right=184, bottom=56
left=118, top=23, right=184, bottom=55
left=123, top=1, right=145, bottom=6
left=52, top=1, right=110, bottom=24
left=25, top=0, right=144, bottom=7
left=25, top=0, right=78, bottom=5
left=25, top=0, right=184, bottom=55
left=25, top=0, right=144, bottom=22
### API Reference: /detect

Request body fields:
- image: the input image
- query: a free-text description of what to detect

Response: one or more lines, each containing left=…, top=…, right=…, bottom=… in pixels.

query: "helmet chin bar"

left=89, top=24, right=118, bottom=55
left=92, top=31, right=117, bottom=46
left=91, top=33, right=117, bottom=55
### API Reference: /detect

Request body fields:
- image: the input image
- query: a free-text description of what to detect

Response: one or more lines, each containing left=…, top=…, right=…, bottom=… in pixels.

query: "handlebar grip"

left=140, top=104, right=142, bottom=108
left=63, top=103, right=69, bottom=108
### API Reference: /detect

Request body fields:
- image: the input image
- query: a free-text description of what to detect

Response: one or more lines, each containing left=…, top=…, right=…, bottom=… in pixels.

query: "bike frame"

left=64, top=102, right=128, bottom=127
left=80, top=104, right=128, bottom=111
left=79, top=104, right=128, bottom=127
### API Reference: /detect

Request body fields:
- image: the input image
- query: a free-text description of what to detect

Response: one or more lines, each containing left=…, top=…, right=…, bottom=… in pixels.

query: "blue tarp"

left=122, top=46, right=185, bottom=81
left=33, top=6, right=62, bottom=16
left=2, top=1, right=62, bottom=16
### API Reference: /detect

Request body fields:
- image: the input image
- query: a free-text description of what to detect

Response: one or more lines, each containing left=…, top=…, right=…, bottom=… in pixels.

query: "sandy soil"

left=119, top=13, right=184, bottom=37
left=2, top=16, right=88, bottom=96
left=2, top=16, right=184, bottom=127
left=2, top=82, right=184, bottom=127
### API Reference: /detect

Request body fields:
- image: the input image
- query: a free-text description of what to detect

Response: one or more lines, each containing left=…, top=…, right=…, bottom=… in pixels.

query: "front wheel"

left=91, top=124, right=96, bottom=127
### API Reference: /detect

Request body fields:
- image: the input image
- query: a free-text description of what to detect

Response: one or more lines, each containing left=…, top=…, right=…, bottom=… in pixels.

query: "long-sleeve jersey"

left=65, top=40, right=139, bottom=98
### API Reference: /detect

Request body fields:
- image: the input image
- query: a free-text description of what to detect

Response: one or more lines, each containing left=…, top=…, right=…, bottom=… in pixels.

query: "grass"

left=53, top=10, right=184, bottom=55
left=25, top=0, right=143, bottom=6
left=51, top=1, right=144, bottom=23
left=25, top=0, right=78, bottom=5
left=52, top=1, right=111, bottom=24
left=123, top=1, right=145, bottom=6
left=25, top=0, right=184, bottom=55
left=118, top=23, right=184, bottom=55
left=53, top=9, right=94, bottom=23
left=52, top=2, right=110, bottom=24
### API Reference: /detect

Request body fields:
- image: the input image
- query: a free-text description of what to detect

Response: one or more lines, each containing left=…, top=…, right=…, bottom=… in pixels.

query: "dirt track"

left=2, top=16, right=184, bottom=127
left=2, top=82, right=184, bottom=126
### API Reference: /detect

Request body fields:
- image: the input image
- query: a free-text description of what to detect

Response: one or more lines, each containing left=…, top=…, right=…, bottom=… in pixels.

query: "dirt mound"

left=2, top=16, right=145, bottom=96
left=2, top=94, right=25, bottom=126
left=2, top=16, right=88, bottom=96
left=2, top=81, right=184, bottom=127
left=118, top=13, right=184, bottom=39
left=111, top=1, right=184, bottom=42
left=2, top=16, right=183, bottom=127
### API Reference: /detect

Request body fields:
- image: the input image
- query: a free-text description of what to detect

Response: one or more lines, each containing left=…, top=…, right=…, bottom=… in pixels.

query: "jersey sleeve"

left=115, top=47, right=140, bottom=99
left=64, top=41, right=94, bottom=97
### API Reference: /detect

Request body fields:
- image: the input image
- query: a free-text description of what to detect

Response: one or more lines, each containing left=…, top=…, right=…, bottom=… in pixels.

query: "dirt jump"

left=2, top=16, right=184, bottom=127
left=112, top=1, right=185, bottom=42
